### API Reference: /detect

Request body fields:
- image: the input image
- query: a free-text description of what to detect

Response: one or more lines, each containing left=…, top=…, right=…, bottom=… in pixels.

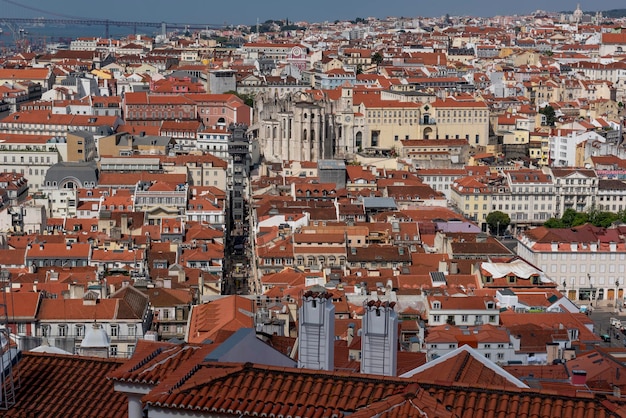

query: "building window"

left=110, top=345, right=118, bottom=357
left=433, top=315, right=440, bottom=322
left=40, top=325, right=50, bottom=337
left=110, top=325, right=118, bottom=337
left=58, top=325, right=67, bottom=337
left=75, top=325, right=84, bottom=337
left=127, top=344, right=135, bottom=357
left=18, top=323, right=27, bottom=335
left=128, top=325, right=136, bottom=336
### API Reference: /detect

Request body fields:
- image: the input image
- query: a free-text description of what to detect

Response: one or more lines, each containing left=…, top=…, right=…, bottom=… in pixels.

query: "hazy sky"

left=2, top=0, right=625, bottom=26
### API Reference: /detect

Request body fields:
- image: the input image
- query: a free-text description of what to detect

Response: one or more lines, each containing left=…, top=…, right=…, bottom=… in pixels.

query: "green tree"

left=587, top=207, right=619, bottom=228
left=544, top=217, right=565, bottom=228
left=539, top=105, right=557, bottom=126
left=371, top=51, right=383, bottom=74
left=371, top=51, right=383, bottom=66
left=560, top=208, right=588, bottom=227
left=486, top=211, right=510, bottom=235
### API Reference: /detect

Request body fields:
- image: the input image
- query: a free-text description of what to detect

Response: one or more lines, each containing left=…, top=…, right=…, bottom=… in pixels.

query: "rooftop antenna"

left=0, top=270, right=20, bottom=410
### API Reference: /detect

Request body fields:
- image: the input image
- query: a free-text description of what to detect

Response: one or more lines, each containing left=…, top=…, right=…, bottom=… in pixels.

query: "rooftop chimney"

left=360, top=300, right=398, bottom=377
left=298, top=289, right=335, bottom=371
left=571, top=370, right=587, bottom=386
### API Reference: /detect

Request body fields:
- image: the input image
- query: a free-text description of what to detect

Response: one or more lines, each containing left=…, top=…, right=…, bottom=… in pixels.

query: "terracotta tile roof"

left=348, top=389, right=453, bottom=418
left=5, top=291, right=41, bottom=319
left=111, top=285, right=149, bottom=319
left=0, top=68, right=50, bottom=80
left=187, top=295, right=255, bottom=343
left=142, top=362, right=412, bottom=416
left=0, top=248, right=26, bottom=266
left=108, top=340, right=215, bottom=386
left=107, top=339, right=626, bottom=418
left=37, top=298, right=119, bottom=321
left=7, top=352, right=126, bottom=417
left=25, top=242, right=91, bottom=259
left=146, top=287, right=193, bottom=307
left=419, top=382, right=621, bottom=418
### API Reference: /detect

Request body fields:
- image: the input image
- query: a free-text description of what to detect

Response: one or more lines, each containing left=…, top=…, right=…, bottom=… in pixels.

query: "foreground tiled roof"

left=418, top=382, right=624, bottom=418
left=142, top=362, right=413, bottom=416
left=136, top=357, right=626, bottom=418
left=7, top=352, right=126, bottom=417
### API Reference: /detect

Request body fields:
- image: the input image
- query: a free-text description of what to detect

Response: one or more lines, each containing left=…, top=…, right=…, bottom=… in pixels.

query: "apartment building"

left=0, top=110, right=120, bottom=138
left=597, top=179, right=626, bottom=212
left=356, top=93, right=421, bottom=151
left=133, top=181, right=188, bottom=221
left=123, top=92, right=196, bottom=126
left=549, top=129, right=606, bottom=168
left=35, top=285, right=150, bottom=358
left=196, top=126, right=231, bottom=159
left=417, top=166, right=490, bottom=201
left=517, top=224, right=626, bottom=303
left=425, top=324, right=521, bottom=364
left=550, top=167, right=597, bottom=214
left=431, top=98, right=490, bottom=147
left=426, top=295, right=500, bottom=327
left=450, top=174, right=494, bottom=226
left=451, top=168, right=599, bottom=229
left=399, top=138, right=470, bottom=169
left=496, top=169, right=557, bottom=225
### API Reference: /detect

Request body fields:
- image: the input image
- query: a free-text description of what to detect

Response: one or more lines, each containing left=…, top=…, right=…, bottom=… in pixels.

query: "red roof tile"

left=7, top=352, right=126, bottom=417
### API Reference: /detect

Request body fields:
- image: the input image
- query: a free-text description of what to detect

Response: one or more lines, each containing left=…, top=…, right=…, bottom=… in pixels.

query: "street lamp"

left=588, top=273, right=595, bottom=310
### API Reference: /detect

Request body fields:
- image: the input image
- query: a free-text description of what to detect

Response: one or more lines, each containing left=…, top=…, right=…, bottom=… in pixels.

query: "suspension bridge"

left=0, top=17, right=227, bottom=38
left=0, top=0, right=230, bottom=39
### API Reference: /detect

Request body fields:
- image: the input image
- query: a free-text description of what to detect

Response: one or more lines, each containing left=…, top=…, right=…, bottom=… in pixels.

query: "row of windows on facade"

left=430, top=315, right=498, bottom=323
left=37, top=323, right=137, bottom=337
left=126, top=111, right=191, bottom=119
left=429, top=347, right=507, bottom=360
left=136, top=197, right=186, bottom=204
left=4, top=155, right=52, bottom=163
left=463, top=189, right=566, bottom=196
left=45, top=181, right=96, bottom=188
left=493, top=202, right=554, bottom=212
left=544, top=262, right=625, bottom=276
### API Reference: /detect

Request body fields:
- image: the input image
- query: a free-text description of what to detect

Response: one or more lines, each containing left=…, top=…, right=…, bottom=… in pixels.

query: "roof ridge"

left=128, top=346, right=164, bottom=372
left=140, top=345, right=198, bottom=378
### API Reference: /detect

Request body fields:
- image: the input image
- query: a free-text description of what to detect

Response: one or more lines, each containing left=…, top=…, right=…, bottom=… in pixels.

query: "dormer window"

left=486, top=302, right=495, bottom=309
left=432, top=301, right=441, bottom=309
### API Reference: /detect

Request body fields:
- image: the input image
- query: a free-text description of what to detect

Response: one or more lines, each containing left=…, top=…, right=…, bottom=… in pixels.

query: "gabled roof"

left=401, top=345, right=528, bottom=388
left=187, top=295, right=255, bottom=343
left=141, top=361, right=414, bottom=416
